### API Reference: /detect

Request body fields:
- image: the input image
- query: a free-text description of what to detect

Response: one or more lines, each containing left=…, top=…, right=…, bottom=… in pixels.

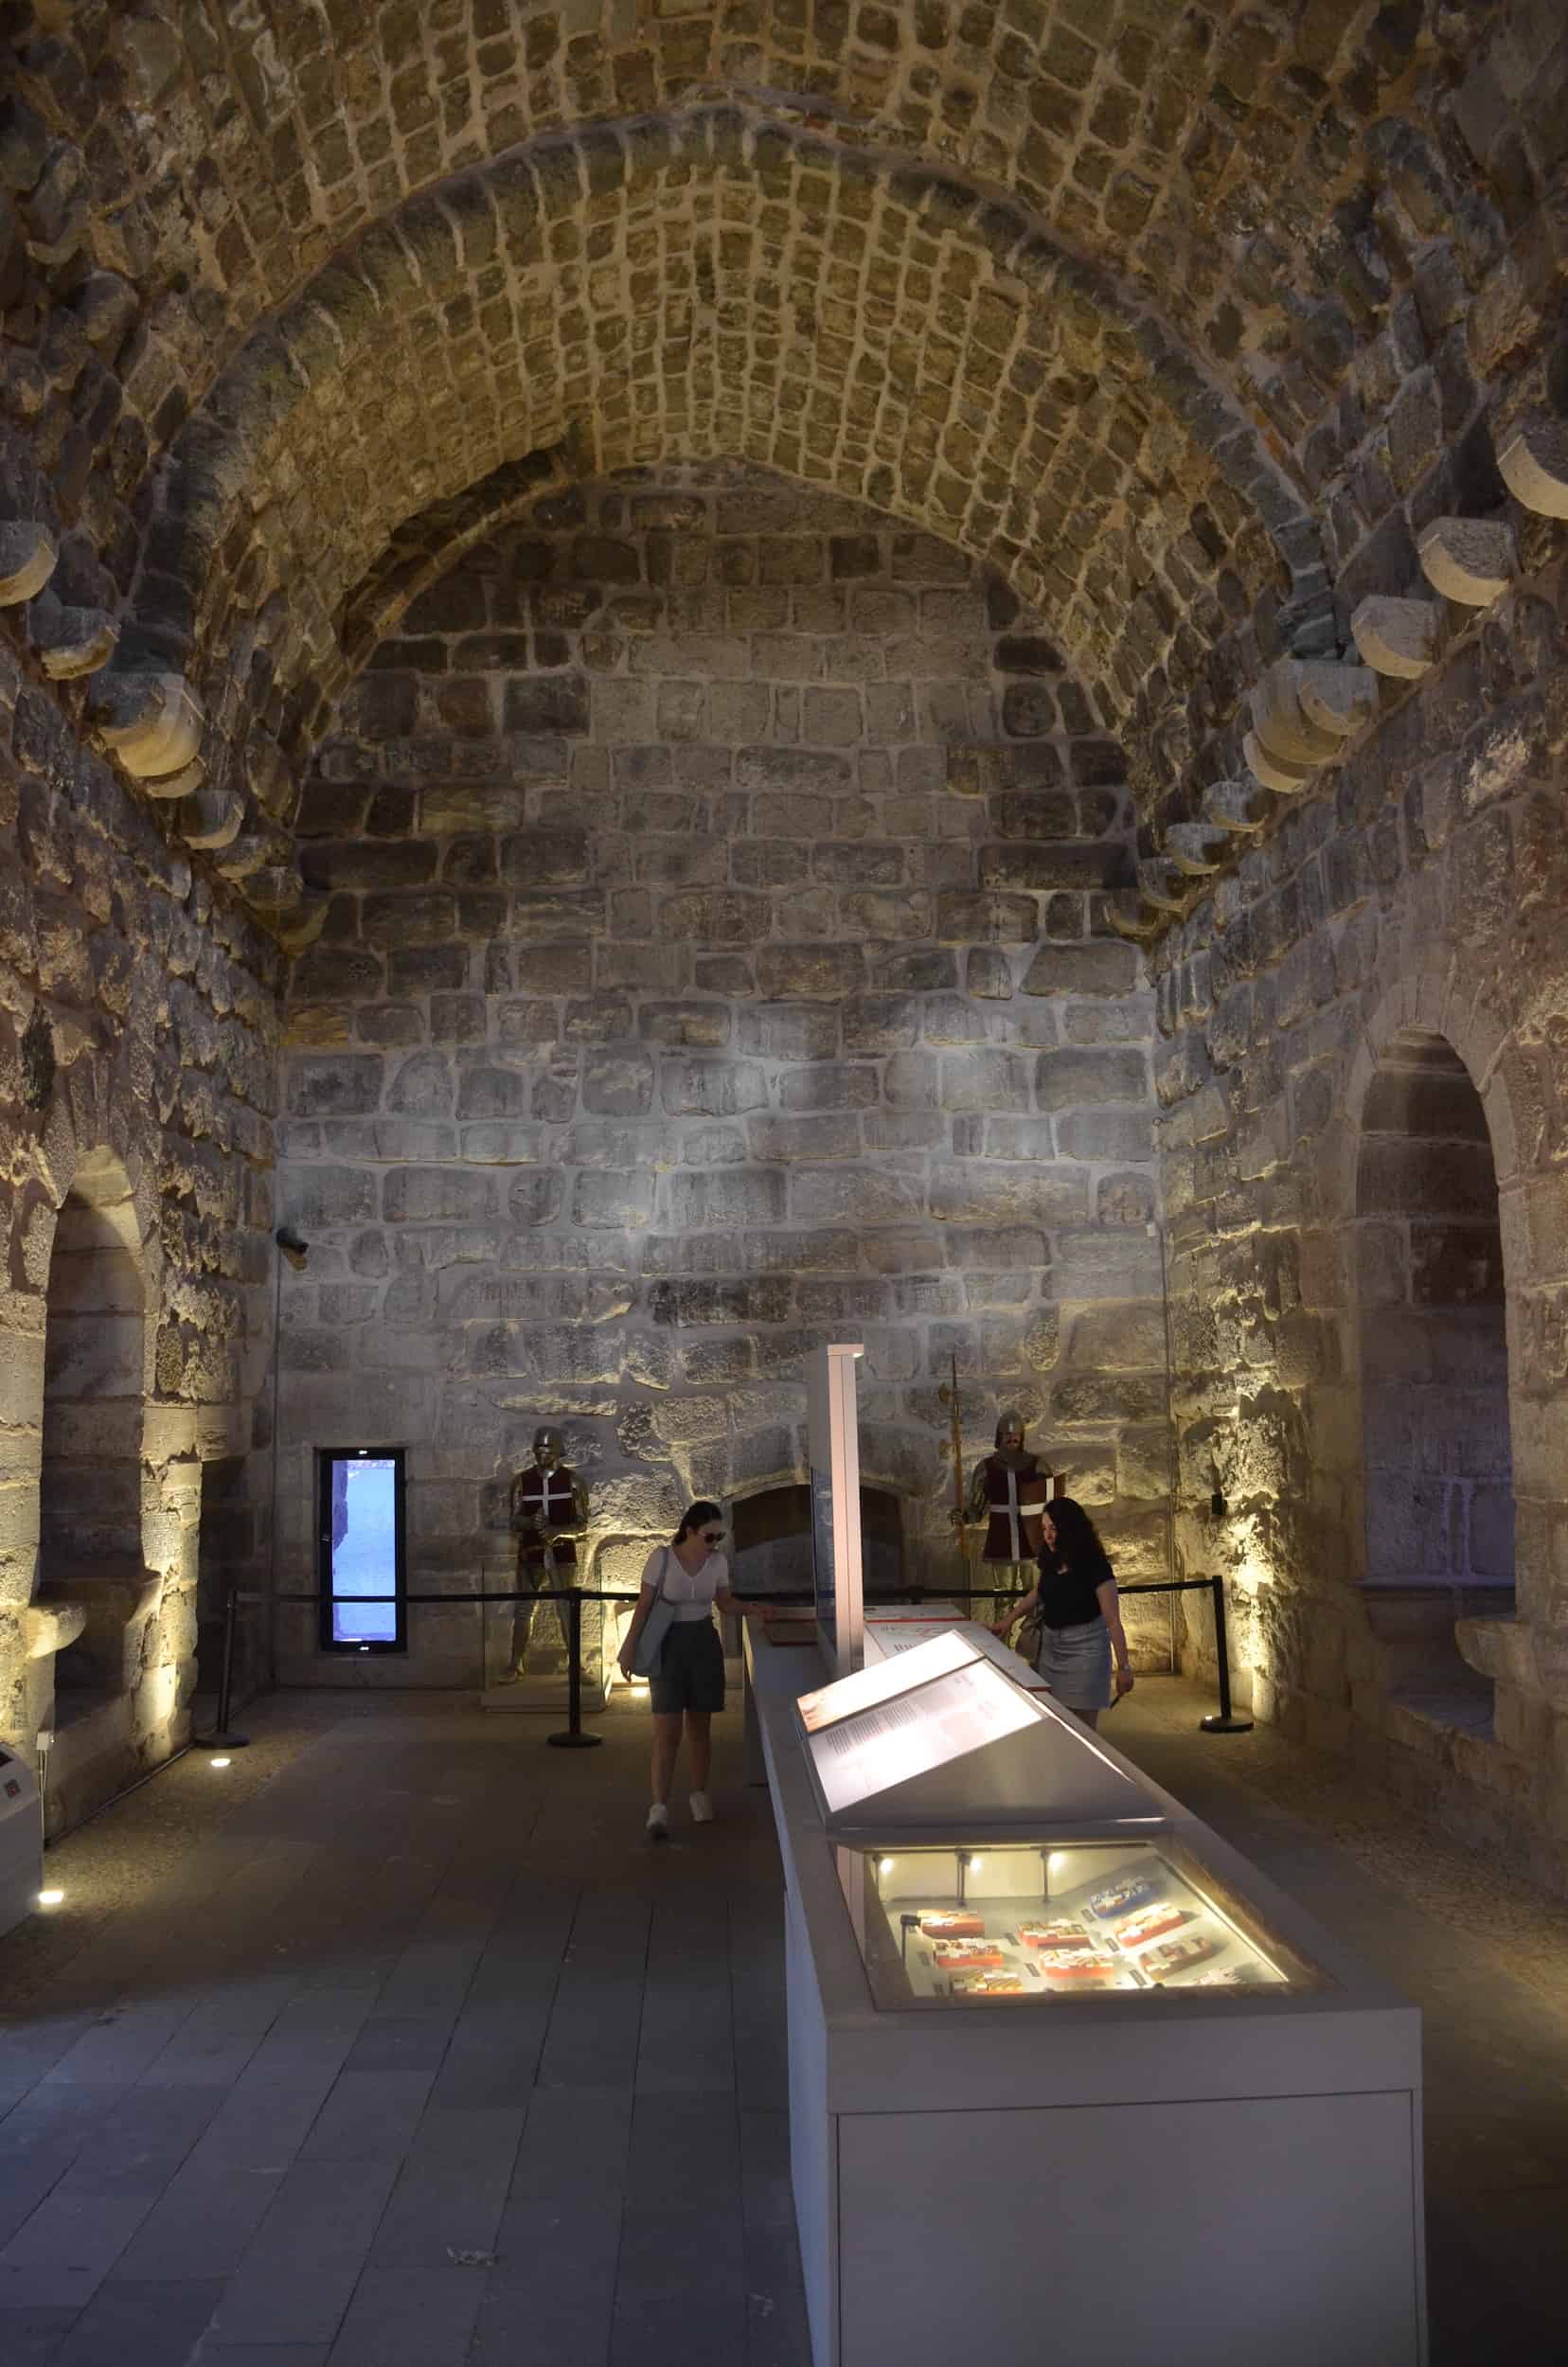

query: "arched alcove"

left=731, top=1484, right=905, bottom=1602
left=1355, top=1030, right=1515, bottom=1727
left=39, top=1149, right=150, bottom=1711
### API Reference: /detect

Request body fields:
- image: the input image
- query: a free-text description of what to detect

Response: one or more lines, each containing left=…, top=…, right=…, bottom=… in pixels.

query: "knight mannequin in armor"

left=963, top=1413, right=1050, bottom=1593
left=505, top=1427, right=589, bottom=1680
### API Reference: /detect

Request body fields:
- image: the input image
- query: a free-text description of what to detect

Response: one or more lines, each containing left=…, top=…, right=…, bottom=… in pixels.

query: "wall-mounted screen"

left=318, top=1448, right=406, bottom=1653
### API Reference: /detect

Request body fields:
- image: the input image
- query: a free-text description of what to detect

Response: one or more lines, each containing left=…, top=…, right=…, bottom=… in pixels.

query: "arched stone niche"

left=27, top=1145, right=166, bottom=1829
left=1352, top=1028, right=1514, bottom=1727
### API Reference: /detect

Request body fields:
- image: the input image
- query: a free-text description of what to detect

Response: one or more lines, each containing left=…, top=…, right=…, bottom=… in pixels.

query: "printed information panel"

left=808, top=1659, right=1041, bottom=1819
left=796, top=1629, right=978, bottom=1735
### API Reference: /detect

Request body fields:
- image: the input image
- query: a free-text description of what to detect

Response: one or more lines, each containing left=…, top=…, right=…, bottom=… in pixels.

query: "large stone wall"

left=275, top=465, right=1169, bottom=1685
left=0, top=647, right=278, bottom=1833
left=1155, top=546, right=1568, bottom=1894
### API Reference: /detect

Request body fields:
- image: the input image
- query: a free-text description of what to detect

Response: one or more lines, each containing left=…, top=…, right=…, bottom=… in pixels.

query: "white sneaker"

left=690, top=1790, right=714, bottom=1824
left=646, top=1803, right=669, bottom=1841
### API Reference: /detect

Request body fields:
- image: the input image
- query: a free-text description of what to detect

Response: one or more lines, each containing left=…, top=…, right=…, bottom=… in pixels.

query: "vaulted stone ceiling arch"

left=7, top=0, right=1520, bottom=451
left=4, top=0, right=1555, bottom=943
left=122, top=110, right=1317, bottom=778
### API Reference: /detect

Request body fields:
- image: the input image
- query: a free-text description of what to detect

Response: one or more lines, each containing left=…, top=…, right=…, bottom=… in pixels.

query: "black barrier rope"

left=274, top=1571, right=1253, bottom=1737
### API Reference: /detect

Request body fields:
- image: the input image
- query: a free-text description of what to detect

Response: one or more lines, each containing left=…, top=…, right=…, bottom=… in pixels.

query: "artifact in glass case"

left=842, top=1837, right=1323, bottom=2010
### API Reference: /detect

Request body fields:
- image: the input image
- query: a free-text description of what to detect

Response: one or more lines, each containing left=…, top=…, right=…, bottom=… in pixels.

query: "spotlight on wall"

left=276, top=1224, right=310, bottom=1272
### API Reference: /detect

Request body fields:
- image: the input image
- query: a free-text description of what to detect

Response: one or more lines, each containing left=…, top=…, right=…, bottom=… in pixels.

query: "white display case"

left=745, top=1623, right=1426, bottom=2367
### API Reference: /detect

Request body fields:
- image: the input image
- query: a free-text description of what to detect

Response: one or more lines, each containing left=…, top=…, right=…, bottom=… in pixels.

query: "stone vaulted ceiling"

left=3, top=2, right=1564, bottom=944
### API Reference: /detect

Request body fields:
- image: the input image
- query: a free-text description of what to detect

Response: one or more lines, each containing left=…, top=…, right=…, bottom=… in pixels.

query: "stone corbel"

left=1495, top=415, right=1568, bottom=520
left=27, top=589, right=119, bottom=679
left=1296, top=660, right=1379, bottom=739
left=178, top=788, right=245, bottom=849
left=0, top=520, right=59, bottom=604
left=1135, top=856, right=1190, bottom=912
left=89, top=670, right=205, bottom=779
left=22, top=1600, right=87, bottom=1660
left=1202, top=778, right=1273, bottom=832
left=1103, top=889, right=1165, bottom=942
left=274, top=890, right=331, bottom=952
left=1417, top=516, right=1518, bottom=607
left=1242, top=729, right=1316, bottom=794
left=1349, top=595, right=1440, bottom=679
left=1249, top=660, right=1342, bottom=768
left=214, top=815, right=292, bottom=883
left=1163, top=821, right=1231, bottom=874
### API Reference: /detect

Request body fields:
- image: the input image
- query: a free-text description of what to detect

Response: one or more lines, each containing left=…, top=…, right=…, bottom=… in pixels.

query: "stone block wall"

left=0, top=644, right=278, bottom=1833
left=276, top=465, right=1169, bottom=1685
left=1153, top=545, right=1568, bottom=1893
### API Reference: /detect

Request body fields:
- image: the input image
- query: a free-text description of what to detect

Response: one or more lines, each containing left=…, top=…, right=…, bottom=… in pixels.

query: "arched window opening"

left=730, top=1484, right=905, bottom=1603
left=1356, top=1032, right=1514, bottom=1729
left=39, top=1154, right=148, bottom=1715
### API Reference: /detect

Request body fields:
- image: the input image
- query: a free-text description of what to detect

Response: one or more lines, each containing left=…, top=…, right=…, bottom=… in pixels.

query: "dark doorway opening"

left=730, top=1484, right=904, bottom=1600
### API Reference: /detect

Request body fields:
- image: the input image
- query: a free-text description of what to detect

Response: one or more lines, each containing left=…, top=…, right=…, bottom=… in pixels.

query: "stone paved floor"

left=2, top=1678, right=1566, bottom=2365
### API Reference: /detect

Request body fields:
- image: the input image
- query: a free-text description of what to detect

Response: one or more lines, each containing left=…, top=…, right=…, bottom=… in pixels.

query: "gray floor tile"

left=207, top=2158, right=400, bottom=2347
left=323, top=2260, right=486, bottom=2367
left=625, top=2092, right=741, bottom=2214
left=297, top=2071, right=434, bottom=2164
left=363, top=2106, right=524, bottom=2269
left=111, top=2165, right=285, bottom=2284
left=50, top=2275, right=223, bottom=2366
left=0, top=2189, right=159, bottom=2308
left=469, top=2197, right=620, bottom=2367
left=0, top=2304, right=77, bottom=2366
left=195, top=2348, right=330, bottom=2365
left=507, top=2085, right=633, bottom=2209
left=52, top=2087, right=223, bottom=2200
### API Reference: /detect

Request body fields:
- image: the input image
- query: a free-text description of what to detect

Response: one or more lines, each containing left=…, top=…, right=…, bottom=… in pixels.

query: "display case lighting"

left=879, top=1857, right=895, bottom=1873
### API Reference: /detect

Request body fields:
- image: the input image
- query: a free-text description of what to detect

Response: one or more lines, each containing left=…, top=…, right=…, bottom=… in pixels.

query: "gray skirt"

left=1037, top=1616, right=1112, bottom=1728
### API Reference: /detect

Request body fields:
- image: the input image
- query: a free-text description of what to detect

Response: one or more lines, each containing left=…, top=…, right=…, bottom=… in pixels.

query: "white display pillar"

left=807, top=1342, right=864, bottom=1679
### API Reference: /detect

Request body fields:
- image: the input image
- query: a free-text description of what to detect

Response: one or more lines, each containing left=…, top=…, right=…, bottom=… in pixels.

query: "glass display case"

left=837, top=1834, right=1328, bottom=2009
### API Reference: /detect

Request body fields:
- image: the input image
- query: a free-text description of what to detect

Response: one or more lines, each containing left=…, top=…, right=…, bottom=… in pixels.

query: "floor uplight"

left=38, top=1888, right=64, bottom=1908
left=210, top=1755, right=231, bottom=1769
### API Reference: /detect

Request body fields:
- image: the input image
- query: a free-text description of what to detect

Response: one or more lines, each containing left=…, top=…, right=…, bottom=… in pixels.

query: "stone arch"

left=1345, top=973, right=1524, bottom=1736
left=122, top=109, right=1317, bottom=778
left=34, top=1148, right=162, bottom=1789
left=730, top=1477, right=907, bottom=1600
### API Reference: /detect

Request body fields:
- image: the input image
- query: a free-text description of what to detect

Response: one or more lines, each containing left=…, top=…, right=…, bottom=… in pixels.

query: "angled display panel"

left=798, top=1650, right=1158, bottom=1837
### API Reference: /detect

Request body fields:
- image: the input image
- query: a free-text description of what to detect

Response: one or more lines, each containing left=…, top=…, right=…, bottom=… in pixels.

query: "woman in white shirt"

left=618, top=1499, right=743, bottom=1840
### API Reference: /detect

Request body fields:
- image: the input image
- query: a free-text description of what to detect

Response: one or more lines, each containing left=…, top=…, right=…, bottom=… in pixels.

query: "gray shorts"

left=650, top=1618, right=725, bottom=1715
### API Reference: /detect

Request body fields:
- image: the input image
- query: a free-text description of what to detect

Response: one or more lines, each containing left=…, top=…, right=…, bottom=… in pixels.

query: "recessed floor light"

left=37, top=1888, right=64, bottom=1908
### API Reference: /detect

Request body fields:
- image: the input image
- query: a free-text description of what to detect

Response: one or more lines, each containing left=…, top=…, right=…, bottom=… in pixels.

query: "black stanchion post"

left=196, top=1576, right=251, bottom=1751
left=547, top=1591, right=602, bottom=1751
left=1200, top=1573, right=1253, bottom=1735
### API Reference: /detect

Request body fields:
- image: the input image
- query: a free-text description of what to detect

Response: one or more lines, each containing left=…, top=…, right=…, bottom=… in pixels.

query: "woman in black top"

left=990, top=1496, right=1133, bottom=1730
